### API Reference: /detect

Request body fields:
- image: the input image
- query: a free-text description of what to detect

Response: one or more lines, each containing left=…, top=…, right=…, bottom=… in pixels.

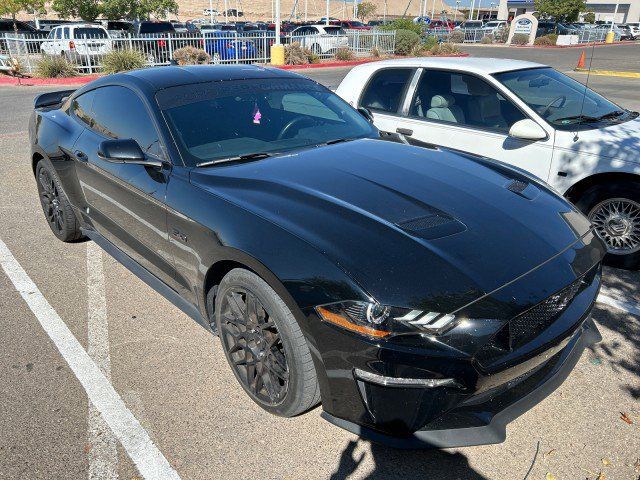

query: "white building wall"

left=497, top=0, right=640, bottom=22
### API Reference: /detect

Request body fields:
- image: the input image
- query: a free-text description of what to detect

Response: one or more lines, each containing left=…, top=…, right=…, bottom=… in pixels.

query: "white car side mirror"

left=508, top=119, right=547, bottom=141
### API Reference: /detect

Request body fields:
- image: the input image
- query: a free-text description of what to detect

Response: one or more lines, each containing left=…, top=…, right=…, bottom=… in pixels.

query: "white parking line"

left=87, top=242, right=119, bottom=480
left=0, top=237, right=181, bottom=480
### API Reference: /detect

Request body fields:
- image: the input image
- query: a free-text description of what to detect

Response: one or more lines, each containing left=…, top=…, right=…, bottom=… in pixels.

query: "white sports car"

left=336, top=57, right=640, bottom=269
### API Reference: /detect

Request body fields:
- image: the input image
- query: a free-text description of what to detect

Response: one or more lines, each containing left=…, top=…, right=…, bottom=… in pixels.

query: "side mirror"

left=357, top=107, right=374, bottom=124
left=97, top=139, right=162, bottom=167
left=508, top=119, right=547, bottom=141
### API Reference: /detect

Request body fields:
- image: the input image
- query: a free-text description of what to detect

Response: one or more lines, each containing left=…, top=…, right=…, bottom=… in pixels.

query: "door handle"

left=74, top=150, right=88, bottom=162
left=396, top=128, right=413, bottom=136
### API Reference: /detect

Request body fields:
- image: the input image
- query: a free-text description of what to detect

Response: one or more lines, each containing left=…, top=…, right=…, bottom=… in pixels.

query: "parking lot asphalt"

left=1, top=49, right=639, bottom=480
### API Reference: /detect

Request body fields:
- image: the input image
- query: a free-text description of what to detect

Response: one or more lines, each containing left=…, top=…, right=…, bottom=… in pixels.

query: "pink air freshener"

left=252, top=105, right=262, bottom=125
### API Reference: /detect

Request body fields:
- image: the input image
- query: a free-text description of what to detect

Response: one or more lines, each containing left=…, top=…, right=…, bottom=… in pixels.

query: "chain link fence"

left=0, top=29, right=395, bottom=74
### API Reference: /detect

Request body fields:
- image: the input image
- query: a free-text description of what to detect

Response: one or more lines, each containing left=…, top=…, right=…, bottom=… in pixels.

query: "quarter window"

left=91, top=86, right=163, bottom=158
left=359, top=68, right=414, bottom=115
left=408, top=70, right=525, bottom=133
left=71, top=90, right=96, bottom=127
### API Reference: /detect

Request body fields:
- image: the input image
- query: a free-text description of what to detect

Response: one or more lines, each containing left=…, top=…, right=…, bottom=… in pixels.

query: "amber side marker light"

left=316, top=306, right=391, bottom=338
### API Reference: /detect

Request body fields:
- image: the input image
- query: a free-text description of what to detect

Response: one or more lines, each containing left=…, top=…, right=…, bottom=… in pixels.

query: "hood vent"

left=507, top=179, right=528, bottom=194
left=396, top=212, right=466, bottom=240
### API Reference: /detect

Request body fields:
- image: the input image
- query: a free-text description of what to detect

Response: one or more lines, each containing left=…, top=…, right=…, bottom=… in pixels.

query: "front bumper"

left=321, top=317, right=601, bottom=449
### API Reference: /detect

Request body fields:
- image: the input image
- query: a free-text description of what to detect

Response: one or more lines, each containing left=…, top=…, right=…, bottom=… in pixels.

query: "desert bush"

left=173, top=46, right=211, bottom=65
left=307, top=50, right=320, bottom=63
left=533, top=35, right=552, bottom=46
left=380, top=18, right=422, bottom=35
left=394, top=29, right=421, bottom=55
left=102, top=48, right=146, bottom=74
left=370, top=45, right=381, bottom=57
left=35, top=55, right=76, bottom=78
left=335, top=47, right=355, bottom=61
left=285, top=42, right=309, bottom=65
left=480, top=35, right=493, bottom=44
left=511, top=33, right=530, bottom=45
left=545, top=33, right=558, bottom=44
left=423, top=36, right=438, bottom=50
left=431, top=42, right=462, bottom=55
left=494, top=29, right=509, bottom=43
left=449, top=29, right=465, bottom=43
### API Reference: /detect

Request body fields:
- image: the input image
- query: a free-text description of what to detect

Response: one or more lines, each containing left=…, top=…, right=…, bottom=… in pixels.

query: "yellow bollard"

left=605, top=31, right=615, bottom=43
left=270, top=44, right=285, bottom=66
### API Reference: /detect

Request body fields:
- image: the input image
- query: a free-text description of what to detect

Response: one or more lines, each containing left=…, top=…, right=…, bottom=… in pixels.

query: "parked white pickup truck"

left=40, top=23, right=112, bottom=63
left=336, top=57, right=640, bottom=269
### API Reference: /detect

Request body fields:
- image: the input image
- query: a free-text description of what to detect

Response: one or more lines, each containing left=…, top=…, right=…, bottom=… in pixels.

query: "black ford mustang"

left=29, top=65, right=605, bottom=448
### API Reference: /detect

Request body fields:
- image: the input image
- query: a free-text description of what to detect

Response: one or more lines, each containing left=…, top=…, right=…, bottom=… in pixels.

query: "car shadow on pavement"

left=329, top=439, right=487, bottom=480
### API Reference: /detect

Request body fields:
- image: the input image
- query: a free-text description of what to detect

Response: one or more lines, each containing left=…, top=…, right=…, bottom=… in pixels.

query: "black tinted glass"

left=139, top=22, right=174, bottom=33
left=158, top=78, right=375, bottom=167
left=360, top=68, right=414, bottom=114
left=75, top=28, right=108, bottom=38
left=91, top=86, right=162, bottom=157
left=71, top=90, right=96, bottom=127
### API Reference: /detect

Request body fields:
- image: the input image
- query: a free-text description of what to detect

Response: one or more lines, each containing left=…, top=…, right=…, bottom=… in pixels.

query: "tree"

left=534, top=0, right=586, bottom=22
left=52, top=0, right=100, bottom=21
left=356, top=2, right=377, bottom=22
left=0, top=0, right=46, bottom=31
left=583, top=10, right=595, bottom=23
left=52, top=0, right=178, bottom=21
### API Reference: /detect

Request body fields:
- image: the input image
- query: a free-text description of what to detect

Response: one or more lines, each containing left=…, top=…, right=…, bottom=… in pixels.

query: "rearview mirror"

left=358, top=107, right=374, bottom=123
left=97, top=139, right=162, bottom=167
left=508, top=119, right=547, bottom=141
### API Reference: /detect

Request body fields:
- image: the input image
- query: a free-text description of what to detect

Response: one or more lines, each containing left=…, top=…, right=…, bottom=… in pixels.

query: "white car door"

left=41, top=28, right=57, bottom=55
left=361, top=68, right=555, bottom=182
left=357, top=67, right=420, bottom=139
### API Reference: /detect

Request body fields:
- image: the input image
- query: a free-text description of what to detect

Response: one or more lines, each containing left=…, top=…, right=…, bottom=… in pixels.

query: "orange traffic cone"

left=576, top=50, right=586, bottom=70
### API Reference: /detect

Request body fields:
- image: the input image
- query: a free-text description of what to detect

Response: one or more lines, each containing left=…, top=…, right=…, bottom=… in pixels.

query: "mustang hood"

left=191, top=139, right=596, bottom=311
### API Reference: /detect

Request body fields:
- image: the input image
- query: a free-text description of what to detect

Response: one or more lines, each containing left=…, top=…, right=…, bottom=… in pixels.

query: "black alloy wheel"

left=35, top=160, right=83, bottom=242
left=214, top=269, right=320, bottom=416
left=218, top=287, right=290, bottom=406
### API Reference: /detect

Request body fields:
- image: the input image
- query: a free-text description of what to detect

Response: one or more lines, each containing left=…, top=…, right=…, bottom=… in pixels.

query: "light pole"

left=469, top=0, right=474, bottom=21
left=326, top=0, right=330, bottom=25
left=275, top=0, right=280, bottom=44
left=454, top=0, right=460, bottom=21
left=610, top=0, right=620, bottom=30
left=489, top=1, right=494, bottom=19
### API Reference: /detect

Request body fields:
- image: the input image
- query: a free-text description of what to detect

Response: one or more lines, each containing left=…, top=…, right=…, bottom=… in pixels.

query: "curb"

left=0, top=74, right=101, bottom=86
left=574, top=67, right=640, bottom=78
left=277, top=53, right=469, bottom=70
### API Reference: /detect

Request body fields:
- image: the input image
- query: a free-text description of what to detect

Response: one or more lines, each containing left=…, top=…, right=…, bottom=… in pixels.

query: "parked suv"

left=134, top=21, right=193, bottom=64
left=40, top=24, right=112, bottom=63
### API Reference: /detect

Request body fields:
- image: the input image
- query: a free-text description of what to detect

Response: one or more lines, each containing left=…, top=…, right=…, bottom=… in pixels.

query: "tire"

left=574, top=182, right=640, bottom=270
left=35, top=159, right=83, bottom=242
left=214, top=268, right=320, bottom=416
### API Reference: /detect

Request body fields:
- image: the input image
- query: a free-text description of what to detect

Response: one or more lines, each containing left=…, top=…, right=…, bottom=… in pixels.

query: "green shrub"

left=545, top=33, right=558, bottom=44
left=102, top=49, right=146, bottom=74
left=394, top=29, right=421, bottom=55
left=335, top=47, right=355, bottom=61
left=423, top=36, right=438, bottom=50
left=173, top=46, right=211, bottom=65
left=448, top=30, right=465, bottom=43
left=35, top=55, right=76, bottom=78
left=307, top=51, right=320, bottom=63
left=534, top=35, right=551, bottom=46
left=511, top=33, right=530, bottom=45
left=480, top=35, right=493, bottom=44
left=380, top=18, right=422, bottom=35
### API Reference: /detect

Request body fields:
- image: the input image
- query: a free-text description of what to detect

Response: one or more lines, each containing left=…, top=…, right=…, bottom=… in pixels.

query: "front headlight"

left=315, top=301, right=459, bottom=339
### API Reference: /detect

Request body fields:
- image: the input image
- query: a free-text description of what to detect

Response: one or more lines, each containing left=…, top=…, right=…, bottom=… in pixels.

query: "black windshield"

left=158, top=78, right=376, bottom=167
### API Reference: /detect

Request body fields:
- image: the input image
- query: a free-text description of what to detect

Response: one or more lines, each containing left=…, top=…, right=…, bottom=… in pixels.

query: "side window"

left=63, top=27, right=70, bottom=39
left=71, top=90, right=96, bottom=127
left=409, top=70, right=525, bottom=133
left=91, top=86, right=163, bottom=158
left=359, top=68, right=414, bottom=115
left=55, top=28, right=62, bottom=39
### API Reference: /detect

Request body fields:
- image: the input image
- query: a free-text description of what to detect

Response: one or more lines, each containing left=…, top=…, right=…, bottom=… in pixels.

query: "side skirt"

left=82, top=228, right=215, bottom=335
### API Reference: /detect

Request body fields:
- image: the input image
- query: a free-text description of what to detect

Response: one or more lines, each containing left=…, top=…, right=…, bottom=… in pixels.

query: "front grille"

left=475, top=266, right=599, bottom=368
left=509, top=278, right=584, bottom=348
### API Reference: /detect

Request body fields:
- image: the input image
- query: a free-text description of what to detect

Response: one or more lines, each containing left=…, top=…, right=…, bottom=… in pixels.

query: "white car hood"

left=556, top=116, right=640, bottom=165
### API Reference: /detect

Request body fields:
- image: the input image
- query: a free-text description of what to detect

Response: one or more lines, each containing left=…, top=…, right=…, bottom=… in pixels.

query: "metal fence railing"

left=0, top=29, right=396, bottom=74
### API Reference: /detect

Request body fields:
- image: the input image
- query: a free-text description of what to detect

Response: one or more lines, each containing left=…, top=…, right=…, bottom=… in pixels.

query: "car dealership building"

left=496, top=0, right=640, bottom=23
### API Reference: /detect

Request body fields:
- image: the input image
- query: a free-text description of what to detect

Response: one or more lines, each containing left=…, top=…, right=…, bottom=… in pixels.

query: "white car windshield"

left=495, top=67, right=635, bottom=129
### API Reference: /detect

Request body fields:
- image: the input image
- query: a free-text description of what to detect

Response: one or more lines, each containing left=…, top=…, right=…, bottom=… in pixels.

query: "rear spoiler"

left=34, top=89, right=76, bottom=109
